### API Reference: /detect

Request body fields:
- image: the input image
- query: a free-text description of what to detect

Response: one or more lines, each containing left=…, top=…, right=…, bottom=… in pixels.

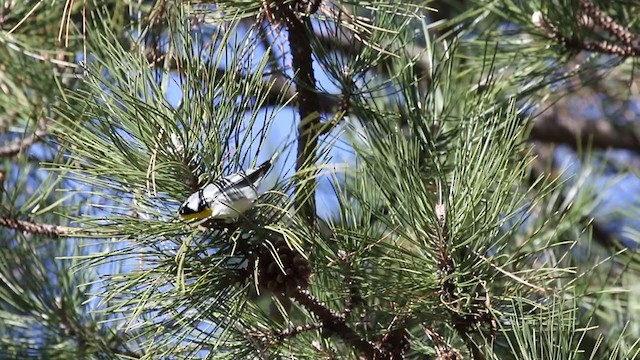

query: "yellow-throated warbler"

left=178, top=156, right=275, bottom=221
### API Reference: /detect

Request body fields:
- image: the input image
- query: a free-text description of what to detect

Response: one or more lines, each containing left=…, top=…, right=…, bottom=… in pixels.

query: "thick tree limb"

left=292, top=288, right=388, bottom=359
left=531, top=109, right=640, bottom=152
left=269, top=0, right=321, bottom=223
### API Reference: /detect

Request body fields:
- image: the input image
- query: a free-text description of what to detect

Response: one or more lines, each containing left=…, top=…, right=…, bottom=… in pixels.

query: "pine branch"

left=561, top=36, right=640, bottom=57
left=435, top=205, right=489, bottom=360
left=532, top=9, right=640, bottom=57
left=292, top=287, right=389, bottom=359
left=0, top=216, right=71, bottom=237
left=54, top=299, right=141, bottom=358
left=0, top=123, right=48, bottom=158
left=0, top=216, right=101, bottom=238
left=531, top=108, right=640, bottom=152
left=578, top=0, right=639, bottom=47
left=286, top=3, right=320, bottom=224
left=274, top=322, right=324, bottom=340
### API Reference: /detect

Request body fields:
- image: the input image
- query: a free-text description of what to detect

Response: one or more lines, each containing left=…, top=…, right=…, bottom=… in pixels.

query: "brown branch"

left=578, top=0, right=639, bottom=47
left=423, top=326, right=462, bottom=360
left=0, top=124, right=47, bottom=158
left=561, top=35, right=640, bottom=57
left=533, top=9, right=640, bottom=57
left=0, top=217, right=72, bottom=237
left=273, top=0, right=321, bottom=224
left=292, top=287, right=389, bottom=359
left=266, top=69, right=338, bottom=113
left=530, top=108, right=640, bottom=152
left=275, top=322, right=324, bottom=340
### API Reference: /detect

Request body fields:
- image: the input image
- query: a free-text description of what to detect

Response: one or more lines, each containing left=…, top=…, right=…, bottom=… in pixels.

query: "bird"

left=178, top=156, right=275, bottom=222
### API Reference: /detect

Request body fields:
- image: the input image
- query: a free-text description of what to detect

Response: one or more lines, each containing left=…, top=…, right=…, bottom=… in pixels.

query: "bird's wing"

left=202, top=159, right=273, bottom=203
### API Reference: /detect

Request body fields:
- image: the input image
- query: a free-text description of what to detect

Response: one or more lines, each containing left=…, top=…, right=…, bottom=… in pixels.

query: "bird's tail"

left=246, top=152, right=279, bottom=183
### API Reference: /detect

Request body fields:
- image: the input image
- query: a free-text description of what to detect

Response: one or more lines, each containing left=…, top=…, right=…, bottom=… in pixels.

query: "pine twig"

left=532, top=10, right=640, bottom=57
left=562, top=36, right=640, bottom=57
left=292, top=287, right=389, bottom=359
left=434, top=204, right=487, bottom=360
left=274, top=322, right=324, bottom=340
left=0, top=216, right=72, bottom=237
left=341, top=276, right=361, bottom=319
left=423, top=326, right=462, bottom=360
left=0, top=217, right=107, bottom=238
left=318, top=68, right=354, bottom=137
left=578, top=0, right=639, bottom=47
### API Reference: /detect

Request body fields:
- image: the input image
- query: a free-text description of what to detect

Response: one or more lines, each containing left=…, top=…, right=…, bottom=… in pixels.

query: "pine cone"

left=435, top=346, right=461, bottom=360
left=381, top=328, right=409, bottom=359
left=257, top=235, right=311, bottom=296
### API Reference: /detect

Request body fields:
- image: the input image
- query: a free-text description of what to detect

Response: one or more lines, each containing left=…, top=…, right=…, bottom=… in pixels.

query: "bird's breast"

left=210, top=198, right=256, bottom=219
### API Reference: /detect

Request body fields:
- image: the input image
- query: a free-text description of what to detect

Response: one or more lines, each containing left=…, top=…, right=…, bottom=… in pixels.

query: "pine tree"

left=1, top=1, right=639, bottom=359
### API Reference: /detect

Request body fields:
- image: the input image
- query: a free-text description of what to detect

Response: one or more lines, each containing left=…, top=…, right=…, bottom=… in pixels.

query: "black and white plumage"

left=178, top=158, right=273, bottom=221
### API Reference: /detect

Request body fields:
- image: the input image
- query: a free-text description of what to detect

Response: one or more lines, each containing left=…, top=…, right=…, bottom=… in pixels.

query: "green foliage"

left=0, top=0, right=639, bottom=359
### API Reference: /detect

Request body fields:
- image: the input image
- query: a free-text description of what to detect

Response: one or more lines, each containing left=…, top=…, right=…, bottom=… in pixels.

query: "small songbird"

left=178, top=156, right=275, bottom=221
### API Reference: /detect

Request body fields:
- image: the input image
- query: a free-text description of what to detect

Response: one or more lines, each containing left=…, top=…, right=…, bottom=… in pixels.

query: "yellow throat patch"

left=180, top=207, right=212, bottom=220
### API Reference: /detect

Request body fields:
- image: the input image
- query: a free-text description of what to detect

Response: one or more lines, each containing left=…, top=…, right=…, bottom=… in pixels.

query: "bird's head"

left=178, top=190, right=213, bottom=220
